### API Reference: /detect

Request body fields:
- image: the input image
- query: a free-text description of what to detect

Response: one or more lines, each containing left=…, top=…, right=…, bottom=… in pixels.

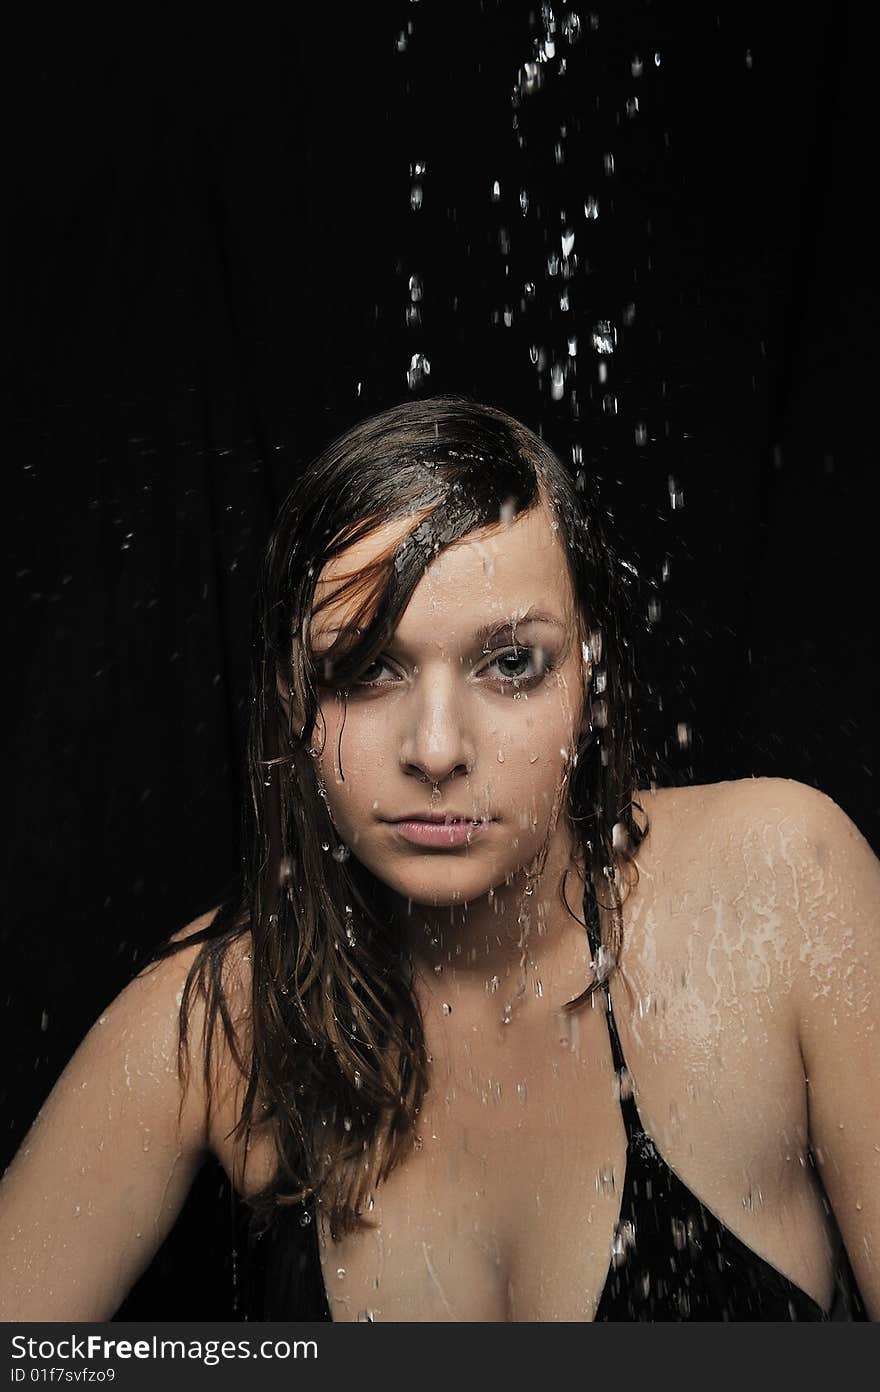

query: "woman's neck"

left=383, top=825, right=596, bottom=1029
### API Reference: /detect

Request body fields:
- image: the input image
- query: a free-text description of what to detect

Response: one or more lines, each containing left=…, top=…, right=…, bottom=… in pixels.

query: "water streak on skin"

left=421, top=1241, right=457, bottom=1318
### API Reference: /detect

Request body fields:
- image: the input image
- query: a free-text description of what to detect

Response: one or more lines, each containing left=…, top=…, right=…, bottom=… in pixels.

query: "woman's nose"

left=398, top=669, right=475, bottom=786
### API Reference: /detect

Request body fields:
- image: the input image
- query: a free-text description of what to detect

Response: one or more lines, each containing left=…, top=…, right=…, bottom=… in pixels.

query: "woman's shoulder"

left=631, top=775, right=878, bottom=993
left=159, top=908, right=280, bottom=1199
left=636, top=774, right=855, bottom=860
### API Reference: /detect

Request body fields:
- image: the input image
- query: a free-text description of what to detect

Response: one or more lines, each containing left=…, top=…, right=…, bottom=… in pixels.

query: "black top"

left=254, top=948, right=866, bottom=1321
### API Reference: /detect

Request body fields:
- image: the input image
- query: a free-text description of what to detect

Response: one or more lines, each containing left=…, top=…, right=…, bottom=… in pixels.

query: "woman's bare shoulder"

left=632, top=774, right=875, bottom=964
left=633, top=775, right=842, bottom=858
left=162, top=909, right=279, bottom=1199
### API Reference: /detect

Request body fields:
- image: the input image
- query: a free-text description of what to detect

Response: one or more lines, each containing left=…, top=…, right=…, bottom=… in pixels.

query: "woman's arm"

left=751, top=777, right=880, bottom=1318
left=0, top=920, right=216, bottom=1321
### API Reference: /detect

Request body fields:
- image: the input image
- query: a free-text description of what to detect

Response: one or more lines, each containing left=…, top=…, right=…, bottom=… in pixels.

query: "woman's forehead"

left=310, top=504, right=577, bottom=643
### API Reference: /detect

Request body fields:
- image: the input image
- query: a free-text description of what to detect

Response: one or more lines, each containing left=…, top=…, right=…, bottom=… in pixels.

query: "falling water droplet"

left=562, top=12, right=582, bottom=43
left=407, top=353, right=431, bottom=390
left=592, top=321, right=615, bottom=354
left=596, top=1165, right=617, bottom=1194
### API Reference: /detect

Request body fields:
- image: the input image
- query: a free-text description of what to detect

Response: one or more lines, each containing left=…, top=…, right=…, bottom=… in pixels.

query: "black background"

left=5, top=1, right=877, bottom=1317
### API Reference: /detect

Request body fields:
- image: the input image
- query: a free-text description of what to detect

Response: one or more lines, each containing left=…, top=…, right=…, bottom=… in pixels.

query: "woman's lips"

left=390, top=819, right=493, bottom=848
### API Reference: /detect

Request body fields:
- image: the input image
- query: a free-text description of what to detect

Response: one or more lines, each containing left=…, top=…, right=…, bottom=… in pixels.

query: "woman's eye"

left=351, top=646, right=553, bottom=692
left=487, top=645, right=553, bottom=688
left=355, top=659, right=397, bottom=688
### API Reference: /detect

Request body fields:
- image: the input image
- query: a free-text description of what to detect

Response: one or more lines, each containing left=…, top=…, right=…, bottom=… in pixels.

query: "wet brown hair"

left=150, top=394, right=649, bottom=1247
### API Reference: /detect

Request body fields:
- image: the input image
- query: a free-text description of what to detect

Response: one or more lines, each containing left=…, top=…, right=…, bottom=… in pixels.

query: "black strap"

left=584, top=879, right=643, bottom=1144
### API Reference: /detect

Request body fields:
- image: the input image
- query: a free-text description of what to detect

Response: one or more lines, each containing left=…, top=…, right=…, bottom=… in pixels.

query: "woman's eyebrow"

left=312, top=609, right=567, bottom=648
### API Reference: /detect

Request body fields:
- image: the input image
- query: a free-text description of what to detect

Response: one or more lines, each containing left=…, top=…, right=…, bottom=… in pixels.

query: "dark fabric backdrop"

left=5, top=1, right=876, bottom=1317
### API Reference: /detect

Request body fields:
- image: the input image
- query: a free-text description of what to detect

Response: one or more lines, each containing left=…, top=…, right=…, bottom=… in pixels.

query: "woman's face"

left=306, top=501, right=590, bottom=909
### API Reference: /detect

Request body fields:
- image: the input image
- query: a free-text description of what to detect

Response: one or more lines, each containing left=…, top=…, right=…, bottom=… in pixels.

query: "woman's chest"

left=316, top=959, right=825, bottom=1322
left=318, top=1018, right=630, bottom=1321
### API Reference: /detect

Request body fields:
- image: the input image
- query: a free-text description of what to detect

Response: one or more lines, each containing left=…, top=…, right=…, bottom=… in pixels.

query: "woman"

left=1, top=395, right=877, bottom=1322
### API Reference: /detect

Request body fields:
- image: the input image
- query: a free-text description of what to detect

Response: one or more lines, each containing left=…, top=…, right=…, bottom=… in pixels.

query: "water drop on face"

left=337, top=1267, right=347, bottom=1279
left=561, top=227, right=576, bottom=257
left=442, top=1002, right=452, bottom=1016
left=635, top=422, right=648, bottom=446
left=496, top=748, right=505, bottom=763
